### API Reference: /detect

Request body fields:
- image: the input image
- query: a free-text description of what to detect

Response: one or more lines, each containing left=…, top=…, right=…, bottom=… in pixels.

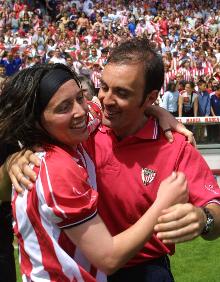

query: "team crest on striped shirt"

left=141, top=168, right=156, bottom=185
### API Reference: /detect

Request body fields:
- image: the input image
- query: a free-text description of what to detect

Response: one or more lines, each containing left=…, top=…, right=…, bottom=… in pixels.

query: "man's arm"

left=6, top=150, right=40, bottom=192
left=146, top=105, right=195, bottom=145
left=154, top=142, right=220, bottom=243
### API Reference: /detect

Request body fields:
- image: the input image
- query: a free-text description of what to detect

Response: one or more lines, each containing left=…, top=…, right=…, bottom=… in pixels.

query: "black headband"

left=35, top=68, right=74, bottom=117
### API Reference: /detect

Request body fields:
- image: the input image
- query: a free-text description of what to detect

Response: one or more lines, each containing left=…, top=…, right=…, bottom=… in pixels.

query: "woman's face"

left=41, top=79, right=89, bottom=147
left=185, top=83, right=193, bottom=94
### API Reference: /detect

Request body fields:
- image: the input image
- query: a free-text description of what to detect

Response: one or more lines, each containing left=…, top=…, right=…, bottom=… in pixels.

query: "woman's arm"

left=193, top=95, right=198, bottom=117
left=178, top=95, right=183, bottom=117
left=65, top=172, right=188, bottom=275
left=0, top=163, right=11, bottom=201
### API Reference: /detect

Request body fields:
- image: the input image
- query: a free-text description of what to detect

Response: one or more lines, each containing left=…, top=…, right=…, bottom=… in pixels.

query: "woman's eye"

left=56, top=103, right=71, bottom=113
left=77, top=92, right=85, bottom=103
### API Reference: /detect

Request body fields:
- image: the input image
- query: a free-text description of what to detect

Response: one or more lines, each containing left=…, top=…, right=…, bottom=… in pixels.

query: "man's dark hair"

left=107, top=37, right=164, bottom=103
left=0, top=63, right=81, bottom=149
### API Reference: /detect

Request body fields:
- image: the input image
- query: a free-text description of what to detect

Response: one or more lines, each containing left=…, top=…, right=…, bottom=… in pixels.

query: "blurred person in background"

left=179, top=81, right=198, bottom=117
left=162, top=80, right=179, bottom=116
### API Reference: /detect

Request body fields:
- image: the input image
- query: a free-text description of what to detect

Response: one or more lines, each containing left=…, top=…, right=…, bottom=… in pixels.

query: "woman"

left=178, top=81, right=198, bottom=117
left=0, top=64, right=187, bottom=282
left=162, top=81, right=179, bottom=116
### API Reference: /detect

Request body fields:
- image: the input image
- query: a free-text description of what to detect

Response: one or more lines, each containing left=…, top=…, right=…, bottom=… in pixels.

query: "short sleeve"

left=37, top=148, right=98, bottom=229
left=87, top=101, right=102, bottom=135
left=176, top=143, right=220, bottom=206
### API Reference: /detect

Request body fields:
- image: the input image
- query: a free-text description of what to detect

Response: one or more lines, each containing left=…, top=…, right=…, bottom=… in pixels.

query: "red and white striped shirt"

left=91, top=70, right=102, bottom=89
left=12, top=103, right=107, bottom=282
left=12, top=145, right=99, bottom=282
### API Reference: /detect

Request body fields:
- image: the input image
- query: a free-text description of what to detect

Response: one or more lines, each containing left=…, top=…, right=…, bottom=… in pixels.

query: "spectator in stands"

left=211, top=84, right=220, bottom=117
left=78, top=74, right=96, bottom=101
left=210, top=83, right=220, bottom=142
left=162, top=80, right=179, bottom=116
left=179, top=81, right=198, bottom=117
left=49, top=47, right=67, bottom=65
left=0, top=52, right=22, bottom=76
left=197, top=79, right=211, bottom=116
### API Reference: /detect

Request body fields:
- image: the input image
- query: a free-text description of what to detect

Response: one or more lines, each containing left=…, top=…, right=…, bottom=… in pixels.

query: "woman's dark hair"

left=0, top=63, right=81, bottom=149
left=185, top=81, right=195, bottom=89
left=166, top=81, right=176, bottom=92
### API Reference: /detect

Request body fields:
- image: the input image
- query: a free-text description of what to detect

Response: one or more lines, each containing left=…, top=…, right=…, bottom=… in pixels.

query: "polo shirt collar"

left=98, top=117, right=159, bottom=141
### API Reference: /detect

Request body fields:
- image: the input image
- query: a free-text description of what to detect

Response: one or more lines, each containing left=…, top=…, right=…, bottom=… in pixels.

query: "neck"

left=114, top=116, right=148, bottom=140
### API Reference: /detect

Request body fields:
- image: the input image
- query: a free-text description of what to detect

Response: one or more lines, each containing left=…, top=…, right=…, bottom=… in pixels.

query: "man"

left=210, top=84, right=220, bottom=142
left=3, top=38, right=220, bottom=282
left=197, top=79, right=211, bottom=117
left=197, top=79, right=211, bottom=141
left=49, top=48, right=67, bottom=65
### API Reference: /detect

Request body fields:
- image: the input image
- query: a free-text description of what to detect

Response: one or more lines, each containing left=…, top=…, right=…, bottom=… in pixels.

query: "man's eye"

left=117, top=90, right=128, bottom=98
left=100, top=84, right=108, bottom=92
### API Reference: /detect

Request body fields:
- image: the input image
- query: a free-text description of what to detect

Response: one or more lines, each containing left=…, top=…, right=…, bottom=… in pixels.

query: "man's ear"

left=143, top=90, right=159, bottom=106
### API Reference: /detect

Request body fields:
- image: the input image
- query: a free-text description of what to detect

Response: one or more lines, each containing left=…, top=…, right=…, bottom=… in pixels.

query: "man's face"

left=98, top=63, right=156, bottom=138
left=215, top=89, right=220, bottom=98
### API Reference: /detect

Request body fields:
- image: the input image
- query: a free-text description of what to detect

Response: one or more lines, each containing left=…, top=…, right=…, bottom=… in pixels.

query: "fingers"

left=156, top=224, right=200, bottom=244
left=154, top=204, right=204, bottom=244
left=176, top=123, right=196, bottom=147
left=7, top=149, right=40, bottom=193
left=10, top=174, right=24, bottom=194
left=22, top=164, right=37, bottom=183
left=157, top=203, right=188, bottom=224
left=164, top=130, right=174, bottom=143
left=164, top=171, right=177, bottom=183
left=29, top=153, right=41, bottom=167
left=164, top=171, right=187, bottom=188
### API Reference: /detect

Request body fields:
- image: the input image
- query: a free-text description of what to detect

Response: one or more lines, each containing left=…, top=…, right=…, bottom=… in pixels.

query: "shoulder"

left=40, top=146, right=86, bottom=181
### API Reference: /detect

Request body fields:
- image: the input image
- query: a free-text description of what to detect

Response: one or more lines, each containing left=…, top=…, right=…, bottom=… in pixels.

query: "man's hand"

left=146, top=106, right=196, bottom=146
left=156, top=172, right=188, bottom=208
left=154, top=203, right=205, bottom=243
left=7, top=150, right=40, bottom=193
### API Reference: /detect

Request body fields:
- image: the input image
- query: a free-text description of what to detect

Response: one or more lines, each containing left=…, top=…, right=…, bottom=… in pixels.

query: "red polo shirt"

left=86, top=117, right=220, bottom=266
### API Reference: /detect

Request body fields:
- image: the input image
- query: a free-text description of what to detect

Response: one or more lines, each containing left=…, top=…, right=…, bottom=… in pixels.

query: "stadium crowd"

left=0, top=0, right=219, bottom=107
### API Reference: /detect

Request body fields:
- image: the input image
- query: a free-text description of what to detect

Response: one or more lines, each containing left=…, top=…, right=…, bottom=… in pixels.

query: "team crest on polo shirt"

left=141, top=168, right=156, bottom=185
